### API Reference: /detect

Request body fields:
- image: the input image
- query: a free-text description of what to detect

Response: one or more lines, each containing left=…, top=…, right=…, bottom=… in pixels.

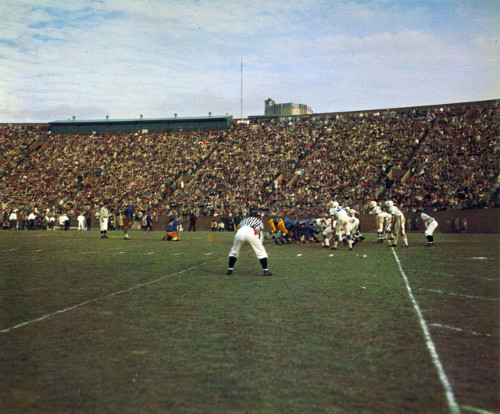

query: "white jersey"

left=420, top=212, right=436, bottom=227
left=330, top=206, right=349, bottom=222
left=100, top=206, right=110, bottom=219
left=386, top=205, right=405, bottom=218
left=370, top=205, right=382, bottom=215
left=316, top=217, right=332, bottom=229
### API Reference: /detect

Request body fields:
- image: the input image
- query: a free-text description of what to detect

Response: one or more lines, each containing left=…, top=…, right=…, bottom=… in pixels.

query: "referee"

left=227, top=213, right=273, bottom=276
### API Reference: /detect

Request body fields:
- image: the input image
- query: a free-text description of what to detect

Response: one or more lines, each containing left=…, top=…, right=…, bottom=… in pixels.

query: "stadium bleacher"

left=1, top=100, right=498, bottom=228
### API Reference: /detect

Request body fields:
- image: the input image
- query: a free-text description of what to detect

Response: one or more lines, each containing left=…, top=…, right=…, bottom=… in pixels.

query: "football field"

left=0, top=230, right=498, bottom=414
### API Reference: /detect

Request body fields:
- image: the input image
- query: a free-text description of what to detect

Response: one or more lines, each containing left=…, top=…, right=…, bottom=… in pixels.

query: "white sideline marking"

left=0, top=258, right=224, bottom=334
left=146, top=252, right=155, bottom=255
left=419, top=288, right=499, bottom=302
left=391, top=248, right=460, bottom=414
left=461, top=405, right=496, bottom=414
left=430, top=323, right=493, bottom=338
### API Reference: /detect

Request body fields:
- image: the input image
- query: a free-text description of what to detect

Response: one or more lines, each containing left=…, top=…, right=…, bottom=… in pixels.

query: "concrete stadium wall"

left=97, top=208, right=499, bottom=234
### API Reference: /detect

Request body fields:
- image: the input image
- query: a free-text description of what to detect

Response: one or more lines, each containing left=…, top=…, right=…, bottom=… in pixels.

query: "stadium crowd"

left=1, top=101, right=498, bottom=227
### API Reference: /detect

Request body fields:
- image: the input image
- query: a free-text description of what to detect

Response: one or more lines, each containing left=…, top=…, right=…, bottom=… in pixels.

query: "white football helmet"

left=332, top=201, right=339, bottom=207
left=369, top=201, right=377, bottom=208
left=384, top=201, right=394, bottom=207
left=345, top=206, right=351, bottom=213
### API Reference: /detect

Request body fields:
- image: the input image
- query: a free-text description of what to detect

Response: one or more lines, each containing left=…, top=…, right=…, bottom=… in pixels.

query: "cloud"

left=0, top=0, right=498, bottom=121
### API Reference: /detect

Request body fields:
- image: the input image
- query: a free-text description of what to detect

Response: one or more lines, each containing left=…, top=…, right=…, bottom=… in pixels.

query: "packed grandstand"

left=0, top=100, right=498, bottom=224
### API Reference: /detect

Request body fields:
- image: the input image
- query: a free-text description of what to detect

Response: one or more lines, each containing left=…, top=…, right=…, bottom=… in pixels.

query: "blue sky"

left=0, top=0, right=498, bottom=122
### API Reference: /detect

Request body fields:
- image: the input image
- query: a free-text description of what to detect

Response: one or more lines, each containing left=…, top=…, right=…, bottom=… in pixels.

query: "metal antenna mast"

left=240, top=58, right=243, bottom=119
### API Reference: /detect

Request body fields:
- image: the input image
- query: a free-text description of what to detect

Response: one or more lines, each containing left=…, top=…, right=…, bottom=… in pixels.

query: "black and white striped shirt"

left=239, top=217, right=263, bottom=229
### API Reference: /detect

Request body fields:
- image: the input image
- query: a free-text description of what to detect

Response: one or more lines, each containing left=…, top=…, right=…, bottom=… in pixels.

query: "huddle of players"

left=266, top=198, right=438, bottom=249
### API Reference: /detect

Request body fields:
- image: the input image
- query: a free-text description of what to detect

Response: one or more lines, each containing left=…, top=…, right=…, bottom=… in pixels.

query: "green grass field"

left=0, top=229, right=498, bottom=414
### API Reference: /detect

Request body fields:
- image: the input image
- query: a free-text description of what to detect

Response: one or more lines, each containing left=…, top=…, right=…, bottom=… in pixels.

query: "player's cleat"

left=226, top=269, right=233, bottom=275
left=425, top=242, right=435, bottom=247
left=262, top=270, right=273, bottom=276
left=401, top=243, right=409, bottom=247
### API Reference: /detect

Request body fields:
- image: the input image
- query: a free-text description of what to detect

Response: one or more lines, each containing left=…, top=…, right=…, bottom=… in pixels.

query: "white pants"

left=348, top=217, right=359, bottom=234
left=425, top=220, right=438, bottom=236
left=393, top=215, right=406, bottom=236
left=229, top=226, right=267, bottom=260
left=335, top=218, right=351, bottom=239
left=100, top=217, right=109, bottom=232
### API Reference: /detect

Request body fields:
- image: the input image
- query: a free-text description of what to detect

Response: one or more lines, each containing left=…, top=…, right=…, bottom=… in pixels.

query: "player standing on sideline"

left=100, top=202, right=110, bottom=239
left=9, top=209, right=18, bottom=230
left=144, top=212, right=153, bottom=231
left=77, top=212, right=85, bottom=230
left=384, top=201, right=408, bottom=247
left=418, top=209, right=438, bottom=246
left=227, top=213, right=272, bottom=276
left=122, top=207, right=131, bottom=240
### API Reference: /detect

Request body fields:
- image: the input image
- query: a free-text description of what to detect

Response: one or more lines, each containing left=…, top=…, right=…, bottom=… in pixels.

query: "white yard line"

left=461, top=405, right=497, bottom=414
left=418, top=288, right=499, bottom=302
left=391, top=248, right=460, bottom=414
left=430, top=323, right=493, bottom=338
left=0, top=257, right=224, bottom=334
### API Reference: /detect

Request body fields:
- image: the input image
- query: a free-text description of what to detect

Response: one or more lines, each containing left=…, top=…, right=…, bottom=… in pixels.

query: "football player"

left=418, top=209, right=438, bottom=246
left=346, top=207, right=364, bottom=243
left=329, top=201, right=353, bottom=250
left=163, top=217, right=180, bottom=241
left=267, top=218, right=287, bottom=239
left=369, top=201, right=392, bottom=243
left=384, top=201, right=408, bottom=247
